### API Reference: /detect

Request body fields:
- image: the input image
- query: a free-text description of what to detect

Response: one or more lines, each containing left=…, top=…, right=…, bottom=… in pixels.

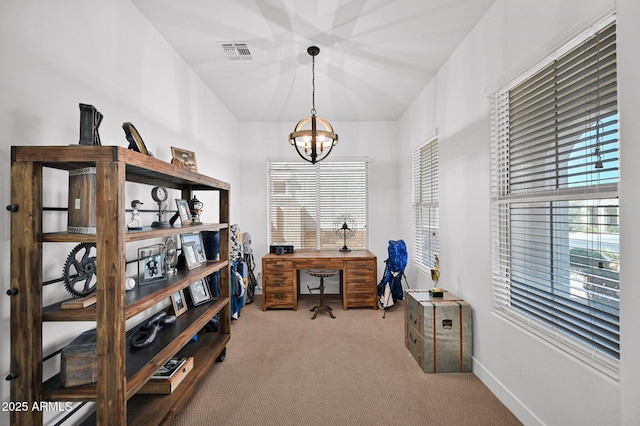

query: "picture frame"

left=180, top=232, right=206, bottom=262
left=138, top=244, right=166, bottom=285
left=182, top=242, right=202, bottom=270
left=171, top=289, right=187, bottom=317
left=187, top=278, right=213, bottom=306
left=171, top=146, right=198, bottom=172
left=175, top=199, right=192, bottom=226
left=122, top=122, right=150, bottom=156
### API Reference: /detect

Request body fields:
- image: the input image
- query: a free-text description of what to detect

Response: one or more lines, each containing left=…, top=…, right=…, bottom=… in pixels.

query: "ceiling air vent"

left=218, top=42, right=252, bottom=60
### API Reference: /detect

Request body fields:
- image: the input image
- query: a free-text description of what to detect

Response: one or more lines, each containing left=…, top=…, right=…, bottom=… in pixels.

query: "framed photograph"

left=122, top=122, right=150, bottom=156
left=171, top=289, right=187, bottom=317
left=180, top=232, right=206, bottom=262
left=138, top=244, right=166, bottom=285
left=175, top=199, right=192, bottom=225
left=187, top=278, right=212, bottom=306
left=182, top=242, right=202, bottom=270
left=171, top=146, right=198, bottom=172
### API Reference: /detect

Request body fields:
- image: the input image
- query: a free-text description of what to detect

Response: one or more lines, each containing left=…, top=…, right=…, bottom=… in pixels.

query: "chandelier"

left=288, top=46, right=338, bottom=164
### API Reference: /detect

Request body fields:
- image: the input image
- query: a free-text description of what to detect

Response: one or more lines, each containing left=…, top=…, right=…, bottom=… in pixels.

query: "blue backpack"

left=377, top=240, right=408, bottom=307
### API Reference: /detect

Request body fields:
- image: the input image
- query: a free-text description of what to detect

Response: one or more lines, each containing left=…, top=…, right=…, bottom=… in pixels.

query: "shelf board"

left=11, top=145, right=231, bottom=191
left=42, top=297, right=229, bottom=402
left=42, top=223, right=229, bottom=243
left=124, top=223, right=228, bottom=242
left=43, top=260, right=228, bottom=322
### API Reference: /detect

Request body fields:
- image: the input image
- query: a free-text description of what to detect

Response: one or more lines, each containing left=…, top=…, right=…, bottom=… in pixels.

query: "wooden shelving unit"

left=8, top=146, right=231, bottom=425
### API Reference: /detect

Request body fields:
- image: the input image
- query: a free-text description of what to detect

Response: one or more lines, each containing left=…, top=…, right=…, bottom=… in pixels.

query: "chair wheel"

left=216, top=347, right=227, bottom=362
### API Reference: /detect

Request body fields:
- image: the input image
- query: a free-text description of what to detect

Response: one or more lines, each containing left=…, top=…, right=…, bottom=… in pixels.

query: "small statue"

left=189, top=195, right=203, bottom=225
left=431, top=254, right=440, bottom=283
left=127, top=200, right=143, bottom=230
left=429, top=254, right=443, bottom=297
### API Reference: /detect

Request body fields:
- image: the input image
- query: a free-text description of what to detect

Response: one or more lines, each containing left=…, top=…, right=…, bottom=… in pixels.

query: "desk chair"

left=306, top=270, right=338, bottom=319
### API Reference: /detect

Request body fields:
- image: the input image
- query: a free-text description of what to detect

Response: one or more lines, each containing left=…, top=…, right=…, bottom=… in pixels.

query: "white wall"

left=398, top=0, right=638, bottom=425
left=237, top=120, right=402, bottom=286
left=616, top=0, right=640, bottom=424
left=0, top=1, right=240, bottom=424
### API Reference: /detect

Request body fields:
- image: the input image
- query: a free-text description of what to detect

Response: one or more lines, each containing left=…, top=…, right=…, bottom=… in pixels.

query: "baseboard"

left=473, top=357, right=544, bottom=426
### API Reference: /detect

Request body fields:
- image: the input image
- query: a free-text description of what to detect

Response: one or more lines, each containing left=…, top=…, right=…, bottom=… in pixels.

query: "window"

left=268, top=161, right=369, bottom=250
left=412, top=137, right=439, bottom=270
left=490, top=19, right=619, bottom=372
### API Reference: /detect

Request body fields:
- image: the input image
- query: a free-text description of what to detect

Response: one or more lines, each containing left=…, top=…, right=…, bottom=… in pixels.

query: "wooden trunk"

left=67, top=167, right=97, bottom=234
left=420, top=300, right=472, bottom=373
left=405, top=290, right=472, bottom=373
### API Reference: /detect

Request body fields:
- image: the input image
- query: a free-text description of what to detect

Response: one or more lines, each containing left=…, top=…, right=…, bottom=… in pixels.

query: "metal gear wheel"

left=63, top=243, right=98, bottom=298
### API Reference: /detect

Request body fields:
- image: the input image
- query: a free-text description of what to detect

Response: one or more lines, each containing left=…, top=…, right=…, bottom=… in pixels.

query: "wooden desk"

left=262, top=250, right=378, bottom=311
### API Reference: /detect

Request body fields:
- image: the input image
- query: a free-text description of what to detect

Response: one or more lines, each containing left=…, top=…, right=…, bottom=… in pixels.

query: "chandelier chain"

left=311, top=54, right=316, bottom=116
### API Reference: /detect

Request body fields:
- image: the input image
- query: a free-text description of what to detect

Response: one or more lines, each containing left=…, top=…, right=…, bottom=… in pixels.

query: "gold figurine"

left=430, top=254, right=440, bottom=283
left=430, top=254, right=443, bottom=297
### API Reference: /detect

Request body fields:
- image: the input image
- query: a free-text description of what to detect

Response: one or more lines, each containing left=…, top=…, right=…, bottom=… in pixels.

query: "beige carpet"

left=171, top=295, right=522, bottom=426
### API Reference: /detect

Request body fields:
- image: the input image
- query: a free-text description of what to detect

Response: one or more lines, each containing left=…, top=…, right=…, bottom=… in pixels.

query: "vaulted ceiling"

left=131, top=0, right=495, bottom=122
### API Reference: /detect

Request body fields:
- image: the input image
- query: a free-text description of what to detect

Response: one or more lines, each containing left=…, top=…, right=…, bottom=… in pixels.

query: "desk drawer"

left=346, top=281, right=374, bottom=293
left=264, top=281, right=293, bottom=293
left=345, top=282, right=375, bottom=307
left=263, top=271, right=293, bottom=285
left=264, top=291, right=294, bottom=308
left=263, top=259, right=292, bottom=271
left=295, top=260, right=344, bottom=270
left=346, top=269, right=375, bottom=282
left=346, top=259, right=375, bottom=283
left=347, top=259, right=376, bottom=271
left=346, top=292, right=375, bottom=307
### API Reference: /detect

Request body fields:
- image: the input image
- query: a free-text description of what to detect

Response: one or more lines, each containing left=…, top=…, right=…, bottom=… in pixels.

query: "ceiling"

left=131, top=0, right=495, bottom=123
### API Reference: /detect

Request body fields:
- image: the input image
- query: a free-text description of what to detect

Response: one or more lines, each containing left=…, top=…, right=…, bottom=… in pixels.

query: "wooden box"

left=138, top=357, right=194, bottom=394
left=67, top=167, right=97, bottom=234
left=60, top=329, right=97, bottom=387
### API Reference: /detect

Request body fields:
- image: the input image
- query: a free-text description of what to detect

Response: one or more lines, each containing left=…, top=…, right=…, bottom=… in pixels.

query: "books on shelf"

left=139, top=357, right=194, bottom=395
left=150, top=357, right=187, bottom=380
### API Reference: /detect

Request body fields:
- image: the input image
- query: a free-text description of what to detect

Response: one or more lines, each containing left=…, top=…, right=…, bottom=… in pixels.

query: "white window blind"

left=412, top=138, right=439, bottom=270
left=268, top=161, right=369, bottom=250
left=490, top=19, right=619, bottom=371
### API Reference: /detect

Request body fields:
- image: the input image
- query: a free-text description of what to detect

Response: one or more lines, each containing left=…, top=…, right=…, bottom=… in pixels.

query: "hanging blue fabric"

left=231, top=261, right=246, bottom=319
left=377, top=240, right=408, bottom=308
